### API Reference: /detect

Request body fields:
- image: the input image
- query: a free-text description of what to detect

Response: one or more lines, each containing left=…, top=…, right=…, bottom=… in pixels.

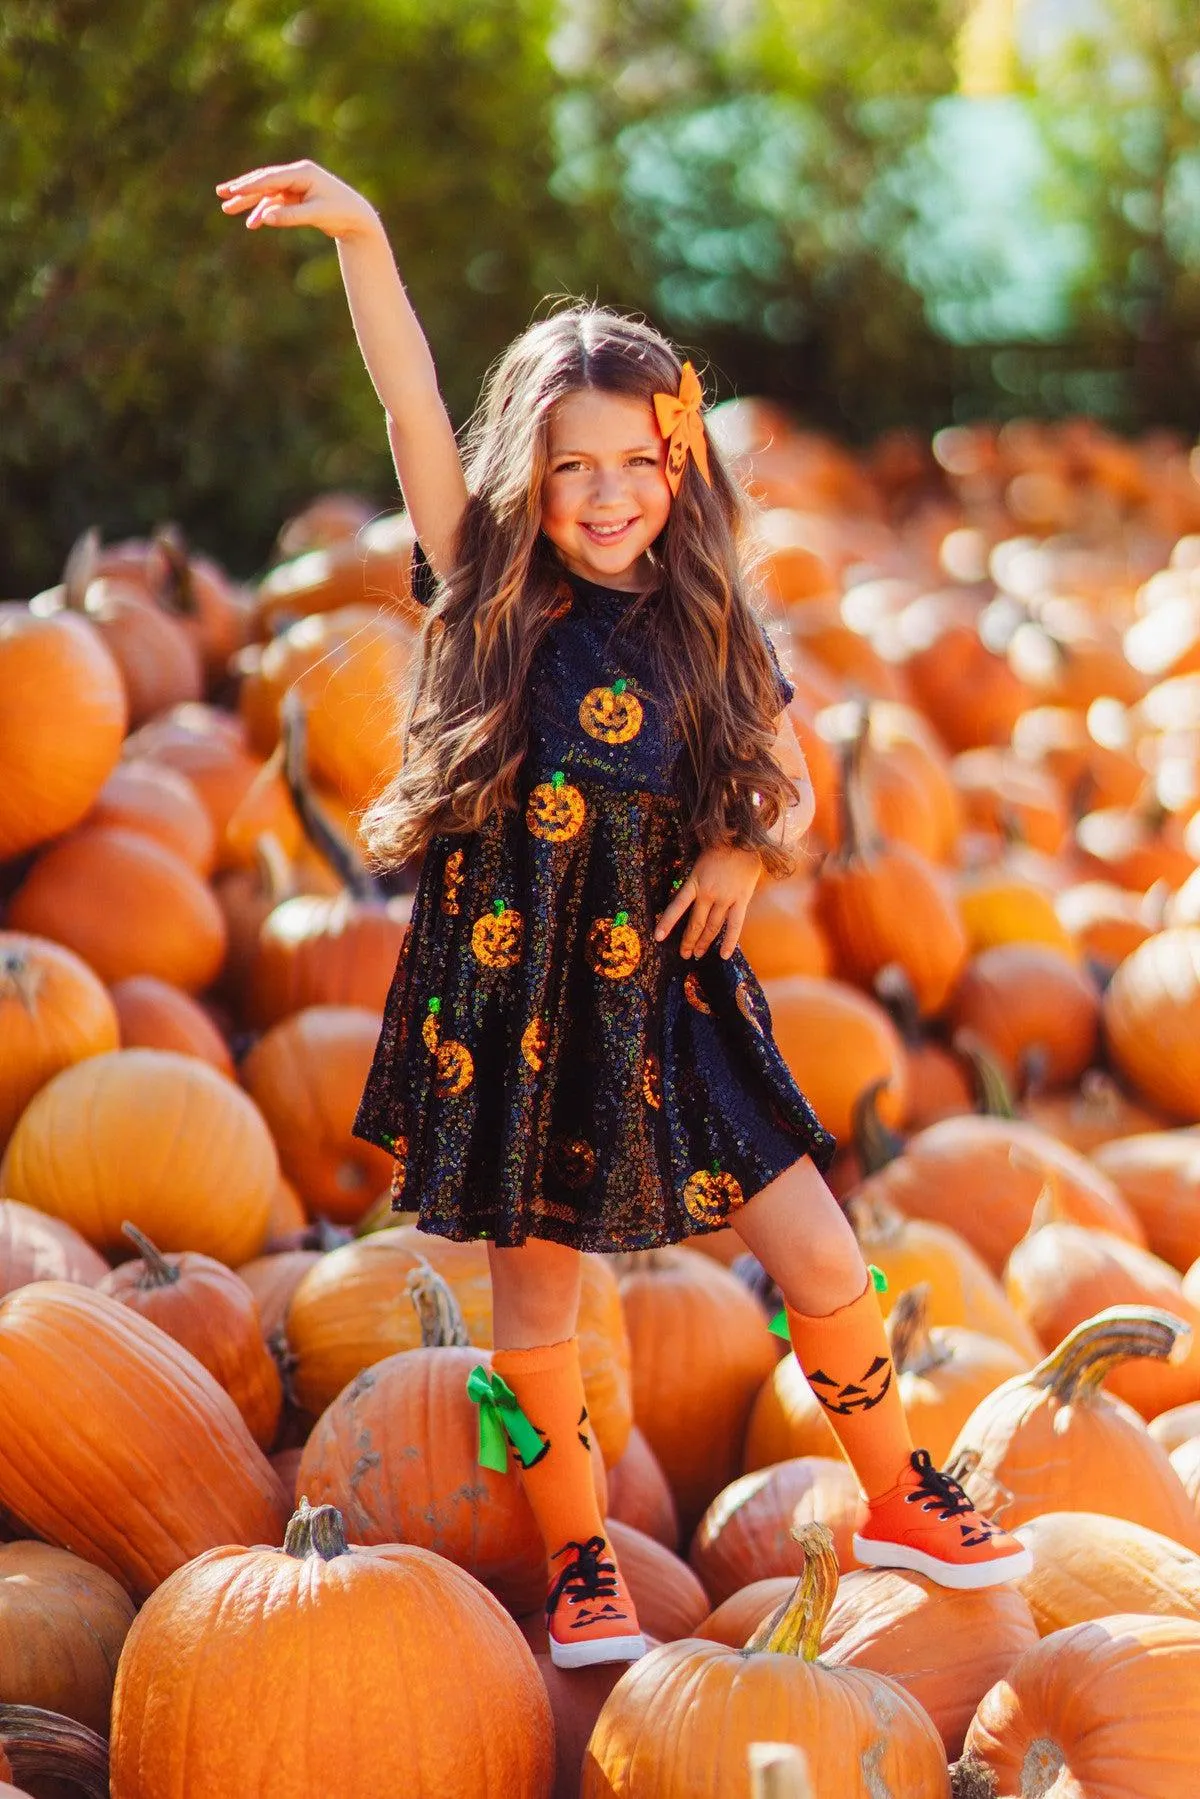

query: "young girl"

left=217, top=158, right=1031, bottom=1669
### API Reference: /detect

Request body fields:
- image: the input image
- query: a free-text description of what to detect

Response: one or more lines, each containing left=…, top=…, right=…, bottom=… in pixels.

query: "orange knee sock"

left=785, top=1275, right=915, bottom=1501
left=489, top=1336, right=606, bottom=1561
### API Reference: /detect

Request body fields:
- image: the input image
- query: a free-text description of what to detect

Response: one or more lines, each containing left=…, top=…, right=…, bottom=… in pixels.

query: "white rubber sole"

left=548, top=1632, right=648, bottom=1669
left=852, top=1534, right=1033, bottom=1590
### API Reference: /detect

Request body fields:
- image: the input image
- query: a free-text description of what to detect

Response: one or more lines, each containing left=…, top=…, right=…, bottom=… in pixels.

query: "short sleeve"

left=760, top=623, right=795, bottom=711
left=408, top=538, right=439, bottom=608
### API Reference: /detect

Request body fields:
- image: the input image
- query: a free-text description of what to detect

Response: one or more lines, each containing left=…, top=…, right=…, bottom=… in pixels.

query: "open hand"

left=653, top=845, right=763, bottom=960
left=215, top=159, right=379, bottom=241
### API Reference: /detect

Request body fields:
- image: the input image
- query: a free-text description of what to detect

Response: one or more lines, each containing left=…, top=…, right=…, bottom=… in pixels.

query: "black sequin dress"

left=352, top=549, right=836, bottom=1252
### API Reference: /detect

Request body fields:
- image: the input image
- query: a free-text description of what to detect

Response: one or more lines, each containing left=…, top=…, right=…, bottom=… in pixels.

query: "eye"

left=552, top=459, right=584, bottom=473
left=629, top=455, right=659, bottom=467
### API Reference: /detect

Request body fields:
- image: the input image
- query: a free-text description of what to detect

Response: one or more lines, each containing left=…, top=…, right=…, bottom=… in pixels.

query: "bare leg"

left=729, top=1155, right=866, bottom=1316
left=487, top=1236, right=583, bottom=1349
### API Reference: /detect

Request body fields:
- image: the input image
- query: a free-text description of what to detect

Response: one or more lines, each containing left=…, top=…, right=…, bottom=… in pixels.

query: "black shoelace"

left=545, top=1535, right=622, bottom=1618
left=905, top=1448, right=980, bottom=1520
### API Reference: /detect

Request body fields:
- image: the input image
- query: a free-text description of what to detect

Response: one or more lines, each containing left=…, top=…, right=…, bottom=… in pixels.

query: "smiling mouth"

left=581, top=519, right=637, bottom=541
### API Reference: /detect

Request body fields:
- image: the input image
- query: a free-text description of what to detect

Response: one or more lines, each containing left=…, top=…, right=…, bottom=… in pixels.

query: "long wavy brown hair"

left=359, top=304, right=803, bottom=880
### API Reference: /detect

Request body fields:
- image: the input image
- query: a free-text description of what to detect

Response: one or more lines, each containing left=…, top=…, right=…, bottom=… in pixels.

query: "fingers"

left=653, top=875, right=696, bottom=944
left=719, top=899, right=748, bottom=960
left=215, top=160, right=315, bottom=194
left=681, top=899, right=726, bottom=960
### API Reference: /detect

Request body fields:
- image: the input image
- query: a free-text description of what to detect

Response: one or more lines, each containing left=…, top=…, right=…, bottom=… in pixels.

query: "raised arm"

left=216, top=159, right=468, bottom=573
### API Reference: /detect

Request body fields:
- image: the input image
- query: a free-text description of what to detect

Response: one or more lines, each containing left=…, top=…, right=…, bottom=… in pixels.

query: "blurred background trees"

left=1, top=0, right=1198, bottom=594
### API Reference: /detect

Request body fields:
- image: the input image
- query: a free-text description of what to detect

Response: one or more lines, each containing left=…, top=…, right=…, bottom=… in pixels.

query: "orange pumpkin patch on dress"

left=434, top=1039, right=474, bottom=1099
left=440, top=848, right=464, bottom=916
left=382, top=1132, right=409, bottom=1202
left=521, top=1016, right=547, bottom=1072
left=421, top=996, right=442, bottom=1052
left=587, top=910, right=641, bottom=979
left=683, top=970, right=712, bottom=1014
left=471, top=898, right=524, bottom=970
left=683, top=1161, right=744, bottom=1226
left=548, top=1136, right=597, bottom=1189
left=525, top=770, right=586, bottom=843
left=579, top=677, right=644, bottom=744
left=642, top=1053, right=663, bottom=1109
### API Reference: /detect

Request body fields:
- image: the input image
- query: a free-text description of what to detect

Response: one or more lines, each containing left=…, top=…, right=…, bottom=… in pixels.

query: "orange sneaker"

left=545, top=1534, right=647, bottom=1669
left=853, top=1450, right=1032, bottom=1590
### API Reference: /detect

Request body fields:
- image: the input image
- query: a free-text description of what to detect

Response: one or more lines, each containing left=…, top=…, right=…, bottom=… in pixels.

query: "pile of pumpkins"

left=4, top=410, right=1200, bottom=1794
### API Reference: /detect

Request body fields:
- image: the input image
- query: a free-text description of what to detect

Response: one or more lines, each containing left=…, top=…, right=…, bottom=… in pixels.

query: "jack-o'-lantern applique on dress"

left=353, top=548, right=835, bottom=1251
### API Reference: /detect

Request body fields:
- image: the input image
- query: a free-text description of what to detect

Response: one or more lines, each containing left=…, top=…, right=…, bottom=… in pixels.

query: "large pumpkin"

left=5, top=824, right=227, bottom=993
left=1092, top=1131, right=1200, bottom=1273
left=237, top=1006, right=394, bottom=1224
left=0, top=1049, right=277, bottom=1265
left=617, top=1249, right=778, bottom=1540
left=0, top=1198, right=108, bottom=1295
left=0, top=608, right=127, bottom=860
left=851, top=1114, right=1143, bottom=1275
left=581, top=1524, right=950, bottom=1798
left=246, top=893, right=411, bottom=1027
left=109, top=1500, right=553, bottom=1798
left=1105, top=928, right=1200, bottom=1120
left=961, top=1613, right=1200, bottom=1799
left=952, top=1307, right=1200, bottom=1547
left=760, top=975, right=908, bottom=1140
left=0, top=1540, right=135, bottom=1735
left=0, top=1282, right=288, bottom=1601
left=688, top=1457, right=864, bottom=1606
left=1013, top=1511, right=1200, bottom=1635
left=99, top=1223, right=282, bottom=1450
left=0, top=933, right=119, bottom=1151
left=819, top=1565, right=1038, bottom=1759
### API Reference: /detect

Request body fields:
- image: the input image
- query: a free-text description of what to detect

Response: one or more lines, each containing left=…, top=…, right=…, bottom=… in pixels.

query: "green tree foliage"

left=1, top=0, right=1197, bottom=598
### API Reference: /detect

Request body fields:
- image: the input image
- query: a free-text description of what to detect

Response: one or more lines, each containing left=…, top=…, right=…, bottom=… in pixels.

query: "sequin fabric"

left=351, top=548, right=837, bottom=1252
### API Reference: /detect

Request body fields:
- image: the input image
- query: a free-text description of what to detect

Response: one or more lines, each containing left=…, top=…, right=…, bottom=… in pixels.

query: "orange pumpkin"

left=605, top=1425, right=679, bottom=1551
left=1092, top=1132, right=1200, bottom=1274
left=852, top=1114, right=1144, bottom=1275
left=0, top=1282, right=288, bottom=1601
left=0, top=608, right=127, bottom=860
left=471, top=898, right=524, bottom=970
left=762, top=975, right=908, bottom=1140
left=617, top=1249, right=779, bottom=1540
left=819, top=1565, right=1038, bottom=1759
left=0, top=1198, right=108, bottom=1295
left=526, top=770, right=586, bottom=842
left=582, top=1524, right=950, bottom=1798
left=238, top=1005, right=394, bottom=1224
left=0, top=933, right=120, bottom=1150
left=579, top=678, right=643, bottom=743
left=689, top=1456, right=864, bottom=1604
left=246, top=892, right=411, bottom=1028
left=953, top=1307, right=1200, bottom=1547
left=99, top=1223, right=283, bottom=1450
left=0, top=1540, right=135, bottom=1734
left=88, top=759, right=217, bottom=876
left=0, top=1048, right=276, bottom=1265
left=109, top=1500, right=553, bottom=1798
left=962, top=1613, right=1200, bottom=1799
left=947, top=943, right=1101, bottom=1089
left=31, top=567, right=204, bottom=729
left=1014, top=1511, right=1200, bottom=1635
left=6, top=824, right=227, bottom=993
left=1105, top=928, right=1200, bottom=1120
left=586, top=911, right=641, bottom=979
left=109, top=976, right=234, bottom=1076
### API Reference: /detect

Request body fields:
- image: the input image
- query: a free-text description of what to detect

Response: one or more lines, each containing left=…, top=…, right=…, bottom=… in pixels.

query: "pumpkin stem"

left=873, top=962, right=922, bottom=1045
left=1031, top=1305, right=1192, bottom=1402
left=843, top=1192, right=905, bottom=1252
left=0, top=1703, right=110, bottom=1798
left=851, top=1078, right=906, bottom=1175
left=834, top=706, right=881, bottom=865
left=948, top=1754, right=999, bottom=1799
left=886, top=1283, right=948, bottom=1376
left=150, top=522, right=201, bottom=618
left=120, top=1220, right=180, bottom=1287
left=954, top=1029, right=1018, bottom=1120
left=252, top=830, right=295, bottom=906
left=407, top=1261, right=471, bottom=1347
left=60, top=526, right=101, bottom=612
left=744, top=1523, right=837, bottom=1661
left=284, top=1496, right=350, bottom=1561
left=279, top=690, right=380, bottom=902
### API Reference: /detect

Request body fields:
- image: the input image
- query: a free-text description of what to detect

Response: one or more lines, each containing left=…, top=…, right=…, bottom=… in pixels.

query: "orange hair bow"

left=653, top=361, right=712, bottom=497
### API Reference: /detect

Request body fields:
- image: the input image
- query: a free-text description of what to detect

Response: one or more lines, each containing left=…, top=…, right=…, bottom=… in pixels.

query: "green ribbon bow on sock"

left=768, top=1264, right=889, bottom=1342
left=465, top=1365, right=545, bottom=1473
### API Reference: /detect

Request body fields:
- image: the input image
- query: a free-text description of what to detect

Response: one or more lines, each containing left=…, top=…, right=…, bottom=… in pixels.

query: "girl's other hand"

left=215, top=159, right=379, bottom=241
left=653, top=845, right=763, bottom=961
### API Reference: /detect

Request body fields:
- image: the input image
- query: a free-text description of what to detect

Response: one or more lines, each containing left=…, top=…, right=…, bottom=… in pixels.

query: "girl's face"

left=540, top=388, right=673, bottom=591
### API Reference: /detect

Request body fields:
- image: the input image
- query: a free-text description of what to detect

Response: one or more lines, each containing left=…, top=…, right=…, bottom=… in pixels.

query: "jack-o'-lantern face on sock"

left=806, top=1355, right=893, bottom=1416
